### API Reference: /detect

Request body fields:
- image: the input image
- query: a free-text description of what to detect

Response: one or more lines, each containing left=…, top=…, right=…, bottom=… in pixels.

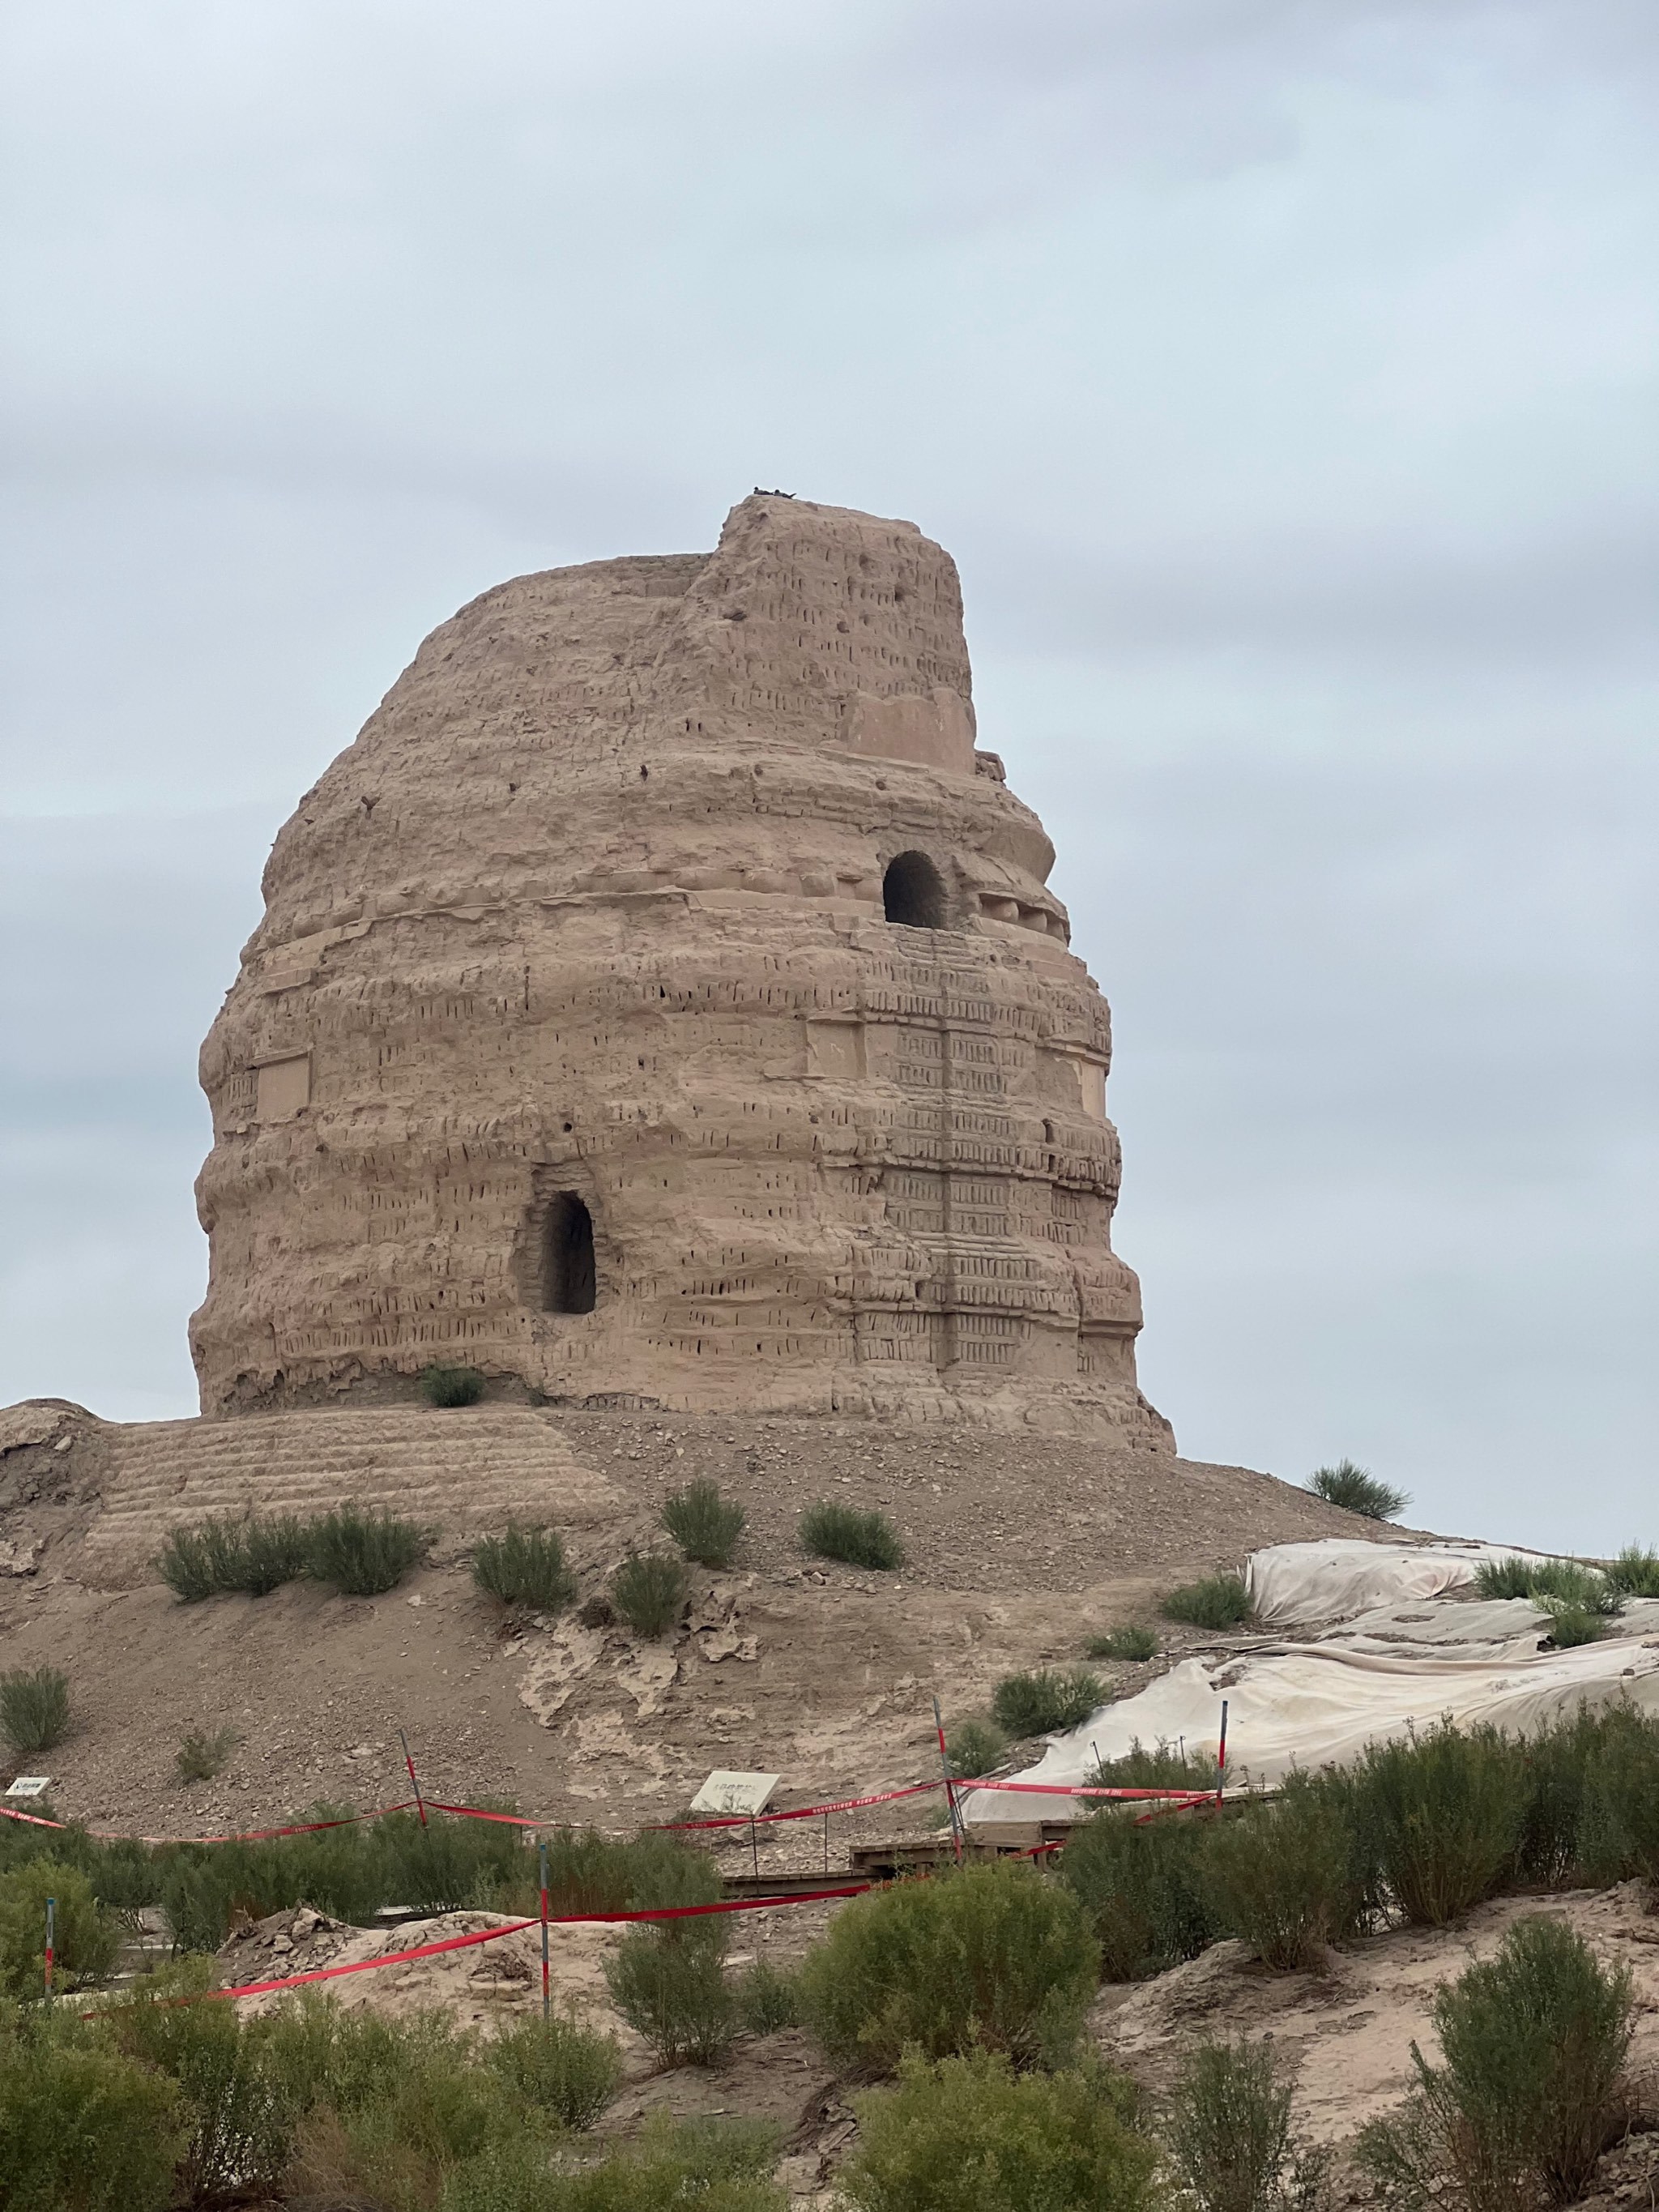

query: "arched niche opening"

left=882, top=850, right=948, bottom=929
left=542, top=1193, right=596, bottom=1314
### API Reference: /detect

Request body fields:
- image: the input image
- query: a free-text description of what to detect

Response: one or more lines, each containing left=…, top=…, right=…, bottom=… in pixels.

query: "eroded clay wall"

left=192, top=497, right=1170, bottom=1444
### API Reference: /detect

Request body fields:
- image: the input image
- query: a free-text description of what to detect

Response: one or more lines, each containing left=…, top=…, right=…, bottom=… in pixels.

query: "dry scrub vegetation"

left=4, top=1705, right=1659, bottom=2208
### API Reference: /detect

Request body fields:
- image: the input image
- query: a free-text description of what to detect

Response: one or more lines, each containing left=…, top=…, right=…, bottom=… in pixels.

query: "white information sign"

left=3, top=1777, right=52, bottom=1800
left=689, top=1770, right=780, bottom=1817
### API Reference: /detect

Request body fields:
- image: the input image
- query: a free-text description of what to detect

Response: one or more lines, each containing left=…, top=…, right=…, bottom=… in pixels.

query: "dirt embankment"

left=0, top=1401, right=1390, bottom=1839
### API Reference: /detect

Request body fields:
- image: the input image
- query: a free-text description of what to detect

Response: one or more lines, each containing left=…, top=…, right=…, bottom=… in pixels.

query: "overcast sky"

left=3, top=0, right=1654, bottom=1552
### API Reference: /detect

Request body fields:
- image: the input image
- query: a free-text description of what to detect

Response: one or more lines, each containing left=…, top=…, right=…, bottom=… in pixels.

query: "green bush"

left=1058, top=1809, right=1218, bottom=1981
left=0, top=2004, right=187, bottom=2212
left=420, top=1362, right=488, bottom=1407
left=945, top=1715, right=1009, bottom=1779
left=0, top=1665, right=71, bottom=1757
left=608, top=1552, right=689, bottom=1637
left=496, top=1826, right=721, bottom=1920
left=605, top=1918, right=734, bottom=2066
left=1160, top=1576, right=1252, bottom=1630
left=235, top=1514, right=313, bottom=1595
left=535, top=2115, right=786, bottom=2212
left=1510, top=1707, right=1618, bottom=1889
left=0, top=1860, right=118, bottom=1998
left=991, top=1669, right=1107, bottom=1739
left=307, top=1505, right=431, bottom=1595
left=1200, top=1783, right=1365, bottom=1971
left=173, top=1727, right=238, bottom=1784
left=112, top=1962, right=296, bottom=2205
left=284, top=2007, right=548, bottom=2209
left=1163, top=2036, right=1324, bottom=2212
left=155, top=1518, right=245, bottom=1602
left=1088, top=1741, right=1221, bottom=1792
left=841, top=2050, right=1158, bottom=2212
left=1086, top=1625, right=1159, bottom=1663
left=1350, top=1723, right=1530, bottom=1926
left=735, top=1956, right=802, bottom=2035
left=1541, top=1603, right=1609, bottom=1648
left=471, top=1525, right=577, bottom=1613
left=154, top=1514, right=309, bottom=1599
left=482, top=2011, right=622, bottom=2129
left=799, top=1500, right=905, bottom=1571
left=1473, top=1556, right=1619, bottom=1612
left=799, top=1859, right=1098, bottom=2075
left=661, top=1479, right=747, bottom=1567
left=147, top=1804, right=525, bottom=1951
left=1604, top=1544, right=1659, bottom=1599
left=1359, top=1915, right=1633, bottom=2212
left=1577, top=1706, right=1659, bottom=1887
left=1306, top=1459, right=1410, bottom=1522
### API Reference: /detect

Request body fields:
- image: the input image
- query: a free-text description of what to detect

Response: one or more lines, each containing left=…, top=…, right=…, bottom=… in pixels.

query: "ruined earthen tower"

left=191, top=496, right=1171, bottom=1444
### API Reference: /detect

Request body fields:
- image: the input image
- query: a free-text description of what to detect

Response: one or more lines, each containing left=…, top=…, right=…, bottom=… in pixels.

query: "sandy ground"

left=207, top=1880, right=1659, bottom=2207
left=0, top=1407, right=1388, bottom=1840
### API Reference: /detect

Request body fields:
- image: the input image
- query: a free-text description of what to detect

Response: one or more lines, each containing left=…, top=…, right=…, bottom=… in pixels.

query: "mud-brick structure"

left=191, top=495, right=1171, bottom=1442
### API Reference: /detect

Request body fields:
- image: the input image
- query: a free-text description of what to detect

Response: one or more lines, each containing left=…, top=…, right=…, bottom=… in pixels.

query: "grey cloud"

left=1, top=0, right=1653, bottom=1548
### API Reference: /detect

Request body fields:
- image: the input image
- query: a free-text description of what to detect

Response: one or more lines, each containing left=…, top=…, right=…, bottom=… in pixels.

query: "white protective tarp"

left=1244, top=1537, right=1558, bottom=1629
left=962, top=1540, right=1659, bottom=1825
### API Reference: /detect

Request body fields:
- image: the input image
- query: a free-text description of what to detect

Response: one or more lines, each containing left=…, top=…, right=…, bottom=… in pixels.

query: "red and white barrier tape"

left=2, top=1800, right=418, bottom=1847
left=6, top=1774, right=1218, bottom=1855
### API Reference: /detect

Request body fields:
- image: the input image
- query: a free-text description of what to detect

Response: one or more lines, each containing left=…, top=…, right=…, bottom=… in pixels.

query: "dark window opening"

left=543, top=1194, right=596, bottom=1314
left=882, top=850, right=948, bottom=929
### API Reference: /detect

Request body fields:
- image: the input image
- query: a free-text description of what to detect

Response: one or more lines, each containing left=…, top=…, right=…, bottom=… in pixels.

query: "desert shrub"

left=991, top=1668, right=1107, bottom=1739
left=1350, top=1723, right=1530, bottom=1926
left=112, top=1962, right=296, bottom=2203
left=471, top=1525, right=576, bottom=1613
left=0, top=1859, right=118, bottom=1998
left=482, top=2011, right=622, bottom=2129
left=1058, top=1808, right=1218, bottom=1981
left=173, top=1727, right=239, bottom=1785
left=945, top=1715, right=1009, bottom=1779
left=661, top=1479, right=747, bottom=1567
left=1604, top=1544, right=1659, bottom=1599
left=608, top=1551, right=689, bottom=1637
left=307, top=1505, right=431, bottom=1595
left=148, top=1804, right=525, bottom=1949
left=841, top=2049, right=1158, bottom=2212
left=1087, top=1625, right=1159, bottom=1663
left=1306, top=1458, right=1410, bottom=1522
left=1541, top=1604, right=1609, bottom=1648
left=0, top=1665, right=71, bottom=1757
left=799, top=1500, right=905, bottom=1571
left=528, top=2115, right=785, bottom=2212
left=154, top=1514, right=309, bottom=1600
left=1509, top=1706, right=1614, bottom=1889
left=1199, top=1783, right=1365, bottom=1971
left=420, top=1362, right=487, bottom=1407
left=1089, top=1740, right=1222, bottom=1792
left=1160, top=1575, right=1252, bottom=1630
left=497, top=1826, right=720, bottom=1921
left=1359, top=1915, right=1633, bottom=2212
left=0, top=2002, right=187, bottom=2212
left=605, top=1918, right=734, bottom=2067
left=735, top=1956, right=801, bottom=2035
left=1164, top=2036, right=1325, bottom=2212
left=380, top=1807, right=526, bottom=1915
left=155, top=1518, right=246, bottom=1602
left=799, top=1859, right=1098, bottom=2075
left=287, top=2009, right=547, bottom=2210
left=233, top=1514, right=312, bottom=1595
left=1473, top=1556, right=1619, bottom=1613
left=1577, top=1706, right=1659, bottom=1887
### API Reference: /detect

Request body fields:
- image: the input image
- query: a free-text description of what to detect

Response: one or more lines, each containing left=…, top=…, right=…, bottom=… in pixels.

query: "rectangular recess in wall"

left=255, top=1053, right=312, bottom=1121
